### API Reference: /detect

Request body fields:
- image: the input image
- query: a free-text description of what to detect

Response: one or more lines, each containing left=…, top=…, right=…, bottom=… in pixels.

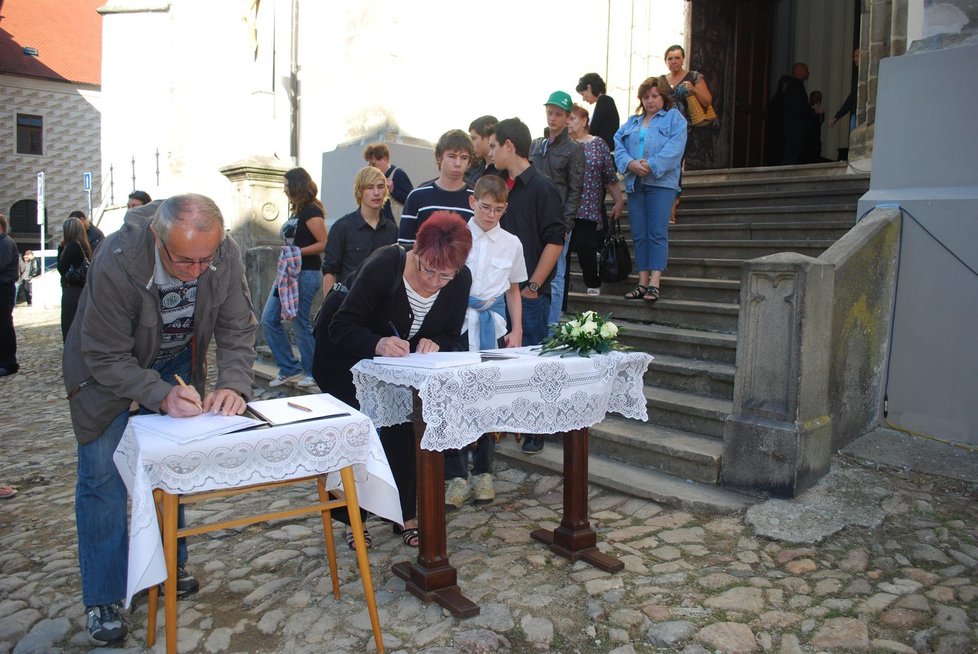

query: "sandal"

left=643, top=286, right=661, bottom=303
left=624, top=285, right=648, bottom=300
left=344, top=528, right=372, bottom=550
left=393, top=524, right=420, bottom=548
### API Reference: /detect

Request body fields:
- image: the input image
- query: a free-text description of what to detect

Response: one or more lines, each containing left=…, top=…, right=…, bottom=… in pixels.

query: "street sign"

left=36, top=172, right=45, bottom=225
left=83, top=172, right=92, bottom=190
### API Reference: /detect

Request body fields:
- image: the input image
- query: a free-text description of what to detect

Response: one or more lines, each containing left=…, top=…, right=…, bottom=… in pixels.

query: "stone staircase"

left=496, top=162, right=871, bottom=513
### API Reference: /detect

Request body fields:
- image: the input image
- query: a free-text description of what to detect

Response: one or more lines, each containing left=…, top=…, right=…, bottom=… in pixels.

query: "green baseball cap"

left=544, top=90, right=573, bottom=112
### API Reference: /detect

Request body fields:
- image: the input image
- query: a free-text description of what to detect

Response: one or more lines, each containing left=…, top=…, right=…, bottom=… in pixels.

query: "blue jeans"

left=76, top=349, right=191, bottom=606
left=547, top=236, right=571, bottom=329
left=627, top=184, right=677, bottom=273
left=520, top=293, right=551, bottom=347
left=261, top=269, right=320, bottom=377
left=445, top=434, right=495, bottom=480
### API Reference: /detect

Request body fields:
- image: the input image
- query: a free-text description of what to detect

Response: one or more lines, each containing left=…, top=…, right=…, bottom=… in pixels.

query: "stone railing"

left=721, top=207, right=901, bottom=497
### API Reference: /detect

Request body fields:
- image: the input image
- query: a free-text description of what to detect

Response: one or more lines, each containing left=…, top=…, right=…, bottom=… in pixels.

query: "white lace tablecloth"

left=352, top=348, right=653, bottom=451
left=113, top=404, right=402, bottom=607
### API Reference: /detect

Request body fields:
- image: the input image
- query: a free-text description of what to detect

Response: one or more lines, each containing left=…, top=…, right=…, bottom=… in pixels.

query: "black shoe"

left=86, top=603, right=128, bottom=645
left=0, top=367, right=17, bottom=378
left=162, top=564, right=200, bottom=597
left=176, top=564, right=200, bottom=596
left=521, top=435, right=544, bottom=455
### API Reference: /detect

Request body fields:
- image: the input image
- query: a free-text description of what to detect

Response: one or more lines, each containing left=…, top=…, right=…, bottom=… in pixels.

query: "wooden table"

left=352, top=348, right=653, bottom=617
left=114, top=397, right=403, bottom=650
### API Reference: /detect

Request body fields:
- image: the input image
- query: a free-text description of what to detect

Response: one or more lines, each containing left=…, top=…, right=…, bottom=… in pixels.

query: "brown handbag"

left=687, top=94, right=718, bottom=127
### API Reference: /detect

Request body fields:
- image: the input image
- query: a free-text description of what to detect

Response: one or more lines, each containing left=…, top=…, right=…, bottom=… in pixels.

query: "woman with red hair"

left=314, top=211, right=472, bottom=548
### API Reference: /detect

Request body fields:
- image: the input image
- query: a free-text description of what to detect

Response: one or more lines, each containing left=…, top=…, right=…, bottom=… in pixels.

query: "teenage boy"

left=364, top=143, right=414, bottom=224
left=466, top=115, right=498, bottom=185
left=445, top=175, right=527, bottom=508
left=529, top=91, right=584, bottom=329
left=397, top=129, right=475, bottom=249
left=321, top=166, right=398, bottom=295
left=490, top=118, right=565, bottom=454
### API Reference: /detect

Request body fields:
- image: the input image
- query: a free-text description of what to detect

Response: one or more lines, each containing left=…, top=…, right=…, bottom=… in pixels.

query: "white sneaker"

left=297, top=375, right=318, bottom=388
left=472, top=473, right=495, bottom=504
left=586, top=288, right=601, bottom=296
left=269, top=373, right=303, bottom=387
left=445, top=477, right=472, bottom=509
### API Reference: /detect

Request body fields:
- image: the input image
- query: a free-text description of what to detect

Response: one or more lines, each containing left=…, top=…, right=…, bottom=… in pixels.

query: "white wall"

left=99, top=0, right=687, bottom=224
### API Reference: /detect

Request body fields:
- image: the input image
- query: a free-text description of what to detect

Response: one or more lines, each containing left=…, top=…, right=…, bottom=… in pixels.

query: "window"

left=16, top=114, right=43, bottom=155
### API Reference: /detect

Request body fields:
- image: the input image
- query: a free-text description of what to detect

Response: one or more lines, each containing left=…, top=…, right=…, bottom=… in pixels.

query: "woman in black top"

left=261, top=167, right=328, bottom=389
left=57, top=217, right=93, bottom=341
left=576, top=72, right=621, bottom=151
left=314, top=211, right=472, bottom=549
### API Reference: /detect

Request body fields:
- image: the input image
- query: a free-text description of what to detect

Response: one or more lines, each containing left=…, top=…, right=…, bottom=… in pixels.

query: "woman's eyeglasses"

left=417, top=258, right=457, bottom=282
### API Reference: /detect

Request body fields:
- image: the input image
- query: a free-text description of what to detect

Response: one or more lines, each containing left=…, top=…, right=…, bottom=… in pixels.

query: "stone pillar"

left=721, top=253, right=834, bottom=498
left=219, top=157, right=290, bottom=318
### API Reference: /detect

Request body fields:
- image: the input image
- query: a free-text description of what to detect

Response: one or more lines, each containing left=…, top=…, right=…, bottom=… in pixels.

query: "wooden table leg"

left=162, top=491, right=180, bottom=654
left=530, top=428, right=624, bottom=572
left=391, top=390, right=479, bottom=618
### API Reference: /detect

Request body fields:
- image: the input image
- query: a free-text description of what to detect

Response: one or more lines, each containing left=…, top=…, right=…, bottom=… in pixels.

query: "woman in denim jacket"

left=613, top=76, right=687, bottom=303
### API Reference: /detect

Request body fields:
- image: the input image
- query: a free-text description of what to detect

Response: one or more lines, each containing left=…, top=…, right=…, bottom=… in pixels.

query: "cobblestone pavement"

left=2, top=305, right=977, bottom=654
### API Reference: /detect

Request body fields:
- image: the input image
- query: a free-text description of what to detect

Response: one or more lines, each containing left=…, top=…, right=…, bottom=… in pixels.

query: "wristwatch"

left=526, top=281, right=541, bottom=293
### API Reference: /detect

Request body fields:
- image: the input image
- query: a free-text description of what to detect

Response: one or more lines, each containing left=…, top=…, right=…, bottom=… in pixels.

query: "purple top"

left=577, top=137, right=618, bottom=223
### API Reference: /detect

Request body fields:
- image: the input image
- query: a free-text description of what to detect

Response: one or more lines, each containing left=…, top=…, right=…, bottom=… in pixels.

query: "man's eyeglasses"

left=417, top=258, right=458, bottom=282
left=152, top=227, right=218, bottom=267
left=476, top=201, right=507, bottom=217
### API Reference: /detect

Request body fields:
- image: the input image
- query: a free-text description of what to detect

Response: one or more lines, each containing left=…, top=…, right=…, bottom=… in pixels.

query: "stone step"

left=588, top=414, right=723, bottom=483
left=679, top=187, right=866, bottom=210
left=665, top=257, right=745, bottom=280
left=566, top=293, right=739, bottom=333
left=613, top=320, right=738, bottom=364
left=682, top=161, right=854, bottom=183
left=668, top=220, right=854, bottom=242
left=569, top=274, right=740, bottom=304
left=674, top=203, right=860, bottom=225
left=668, top=239, right=836, bottom=259
left=645, top=353, right=735, bottom=399
left=642, top=385, right=732, bottom=438
left=495, top=437, right=755, bottom=515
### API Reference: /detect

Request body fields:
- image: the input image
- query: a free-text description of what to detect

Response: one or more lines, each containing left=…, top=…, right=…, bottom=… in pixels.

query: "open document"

left=247, top=393, right=352, bottom=426
left=129, top=413, right=265, bottom=445
left=371, top=351, right=482, bottom=369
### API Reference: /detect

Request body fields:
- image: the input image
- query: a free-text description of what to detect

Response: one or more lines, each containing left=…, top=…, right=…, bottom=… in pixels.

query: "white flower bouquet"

left=540, top=310, right=628, bottom=357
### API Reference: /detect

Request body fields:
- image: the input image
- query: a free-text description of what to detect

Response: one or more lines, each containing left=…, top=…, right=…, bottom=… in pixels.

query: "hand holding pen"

left=374, top=321, right=410, bottom=357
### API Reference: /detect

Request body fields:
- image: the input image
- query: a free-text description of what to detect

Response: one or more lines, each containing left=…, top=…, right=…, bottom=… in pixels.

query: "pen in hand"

left=173, top=374, right=203, bottom=413
left=388, top=321, right=402, bottom=339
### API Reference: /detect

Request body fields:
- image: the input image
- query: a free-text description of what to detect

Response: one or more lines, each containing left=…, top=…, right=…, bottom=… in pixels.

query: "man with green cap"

left=526, top=90, right=584, bottom=454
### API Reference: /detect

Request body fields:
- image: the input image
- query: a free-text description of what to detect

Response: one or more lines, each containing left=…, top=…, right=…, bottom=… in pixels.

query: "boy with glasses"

left=445, top=176, right=527, bottom=508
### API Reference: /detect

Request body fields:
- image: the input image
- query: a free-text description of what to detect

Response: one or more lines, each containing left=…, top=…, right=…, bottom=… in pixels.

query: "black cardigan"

left=313, top=245, right=472, bottom=406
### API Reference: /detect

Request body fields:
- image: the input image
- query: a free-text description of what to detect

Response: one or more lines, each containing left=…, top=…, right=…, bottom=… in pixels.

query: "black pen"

left=389, top=321, right=402, bottom=339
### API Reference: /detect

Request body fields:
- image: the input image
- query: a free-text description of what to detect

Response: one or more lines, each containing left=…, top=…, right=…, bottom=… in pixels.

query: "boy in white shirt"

left=445, top=175, right=526, bottom=508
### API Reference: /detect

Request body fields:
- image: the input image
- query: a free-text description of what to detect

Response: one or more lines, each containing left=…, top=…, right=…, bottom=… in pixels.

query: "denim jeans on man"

left=627, top=184, right=677, bottom=273
left=261, top=269, right=320, bottom=376
left=76, top=348, right=191, bottom=607
left=546, top=236, right=572, bottom=331
left=520, top=293, right=551, bottom=347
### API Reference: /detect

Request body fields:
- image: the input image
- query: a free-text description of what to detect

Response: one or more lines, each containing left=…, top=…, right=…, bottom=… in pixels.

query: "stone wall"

left=819, top=207, right=901, bottom=449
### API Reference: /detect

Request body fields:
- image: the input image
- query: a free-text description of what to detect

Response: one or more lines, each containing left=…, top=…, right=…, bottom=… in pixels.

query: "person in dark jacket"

left=314, top=211, right=472, bottom=550
left=57, top=217, right=93, bottom=341
left=0, top=212, right=19, bottom=377
left=69, top=210, right=105, bottom=252
left=62, top=195, right=258, bottom=645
